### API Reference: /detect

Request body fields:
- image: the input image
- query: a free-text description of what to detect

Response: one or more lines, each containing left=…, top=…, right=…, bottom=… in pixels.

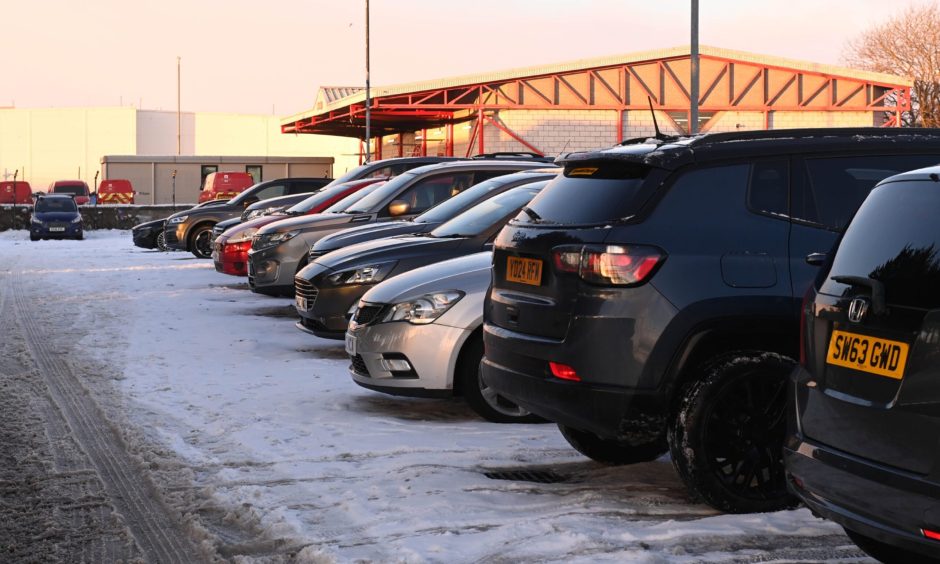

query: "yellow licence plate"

left=826, top=330, right=909, bottom=380
left=506, top=256, right=543, bottom=286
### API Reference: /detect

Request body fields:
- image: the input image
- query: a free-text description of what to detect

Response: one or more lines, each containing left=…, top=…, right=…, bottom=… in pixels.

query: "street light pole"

left=690, top=0, right=700, bottom=135
left=364, top=0, right=371, bottom=163
left=10, top=169, right=17, bottom=230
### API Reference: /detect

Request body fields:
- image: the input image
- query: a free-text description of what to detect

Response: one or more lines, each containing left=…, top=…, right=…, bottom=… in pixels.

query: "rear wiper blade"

left=521, top=206, right=542, bottom=222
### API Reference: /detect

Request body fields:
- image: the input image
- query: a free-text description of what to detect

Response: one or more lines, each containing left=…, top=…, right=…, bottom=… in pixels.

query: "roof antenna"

left=647, top=96, right=667, bottom=141
left=558, top=139, right=570, bottom=157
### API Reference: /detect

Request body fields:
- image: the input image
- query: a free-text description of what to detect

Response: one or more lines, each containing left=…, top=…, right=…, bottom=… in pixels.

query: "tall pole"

left=690, top=0, right=700, bottom=135
left=177, top=56, right=181, bottom=155
left=364, top=0, right=371, bottom=163
left=10, top=170, right=17, bottom=230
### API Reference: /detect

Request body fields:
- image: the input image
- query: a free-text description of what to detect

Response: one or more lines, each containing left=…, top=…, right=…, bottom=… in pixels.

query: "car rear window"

left=820, top=180, right=940, bottom=309
left=513, top=162, right=650, bottom=225
left=53, top=185, right=86, bottom=196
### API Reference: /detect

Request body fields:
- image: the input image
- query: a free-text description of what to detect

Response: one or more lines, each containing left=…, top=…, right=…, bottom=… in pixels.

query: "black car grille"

left=350, top=355, right=371, bottom=377
left=294, top=277, right=319, bottom=305
left=353, top=304, right=385, bottom=325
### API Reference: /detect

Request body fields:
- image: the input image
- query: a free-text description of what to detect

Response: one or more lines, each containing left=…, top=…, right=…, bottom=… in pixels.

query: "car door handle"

left=805, top=252, right=827, bottom=266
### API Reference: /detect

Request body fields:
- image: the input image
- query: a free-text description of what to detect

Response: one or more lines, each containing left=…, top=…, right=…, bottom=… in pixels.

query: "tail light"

left=923, top=528, right=940, bottom=541
left=552, top=245, right=665, bottom=286
left=549, top=362, right=580, bottom=381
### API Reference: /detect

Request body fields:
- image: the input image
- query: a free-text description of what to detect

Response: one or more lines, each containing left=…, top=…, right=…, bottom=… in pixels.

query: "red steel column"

left=446, top=123, right=454, bottom=156
left=477, top=109, right=485, bottom=155
left=422, top=129, right=428, bottom=156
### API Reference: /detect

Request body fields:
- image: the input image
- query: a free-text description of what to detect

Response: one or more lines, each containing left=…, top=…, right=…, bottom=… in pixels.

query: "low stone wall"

left=0, top=204, right=195, bottom=231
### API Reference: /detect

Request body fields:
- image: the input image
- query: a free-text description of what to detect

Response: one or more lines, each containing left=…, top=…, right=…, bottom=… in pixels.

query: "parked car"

left=30, top=194, right=83, bottom=240
left=249, top=158, right=550, bottom=296
left=295, top=181, right=548, bottom=339
left=786, top=165, right=940, bottom=563
left=212, top=178, right=388, bottom=276
left=347, top=251, right=540, bottom=423
left=480, top=127, right=940, bottom=514
left=197, top=172, right=255, bottom=203
left=164, top=177, right=333, bottom=258
left=0, top=180, right=32, bottom=204
left=131, top=199, right=231, bottom=251
left=308, top=168, right=560, bottom=262
left=49, top=180, right=91, bottom=205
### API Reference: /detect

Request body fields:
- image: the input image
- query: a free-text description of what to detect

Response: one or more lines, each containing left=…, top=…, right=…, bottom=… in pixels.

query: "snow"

left=0, top=230, right=872, bottom=562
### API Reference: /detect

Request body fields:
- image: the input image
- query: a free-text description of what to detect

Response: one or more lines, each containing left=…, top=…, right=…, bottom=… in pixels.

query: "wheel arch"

left=451, top=325, right=483, bottom=397
left=186, top=220, right=217, bottom=251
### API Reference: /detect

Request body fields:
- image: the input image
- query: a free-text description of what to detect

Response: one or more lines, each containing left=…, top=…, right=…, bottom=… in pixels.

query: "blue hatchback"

left=30, top=194, right=84, bottom=240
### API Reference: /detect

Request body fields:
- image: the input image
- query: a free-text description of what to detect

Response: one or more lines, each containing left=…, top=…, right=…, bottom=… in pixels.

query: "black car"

left=30, top=194, right=83, bottom=240
left=308, top=168, right=560, bottom=262
left=132, top=218, right=168, bottom=250
left=480, top=127, right=940, bottom=513
left=295, top=182, right=548, bottom=339
left=786, top=165, right=940, bottom=563
left=164, top=177, right=333, bottom=258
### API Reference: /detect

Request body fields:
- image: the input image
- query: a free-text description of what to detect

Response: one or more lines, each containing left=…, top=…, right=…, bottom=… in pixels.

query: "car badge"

left=848, top=297, right=870, bottom=323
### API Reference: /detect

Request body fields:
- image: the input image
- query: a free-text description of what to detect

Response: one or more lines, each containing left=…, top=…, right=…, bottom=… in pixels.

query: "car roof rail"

left=472, top=152, right=554, bottom=162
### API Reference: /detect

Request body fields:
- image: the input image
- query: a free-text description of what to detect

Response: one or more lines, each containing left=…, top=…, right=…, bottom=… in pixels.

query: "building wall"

left=0, top=107, right=359, bottom=191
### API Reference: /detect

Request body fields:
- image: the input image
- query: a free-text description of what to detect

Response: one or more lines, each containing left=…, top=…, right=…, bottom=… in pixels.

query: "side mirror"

left=388, top=199, right=411, bottom=217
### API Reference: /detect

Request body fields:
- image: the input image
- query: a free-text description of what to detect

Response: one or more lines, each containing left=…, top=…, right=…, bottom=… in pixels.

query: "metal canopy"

left=282, top=46, right=912, bottom=141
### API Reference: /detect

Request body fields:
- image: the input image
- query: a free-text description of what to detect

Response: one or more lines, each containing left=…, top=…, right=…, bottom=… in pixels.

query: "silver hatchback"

left=345, top=252, right=540, bottom=423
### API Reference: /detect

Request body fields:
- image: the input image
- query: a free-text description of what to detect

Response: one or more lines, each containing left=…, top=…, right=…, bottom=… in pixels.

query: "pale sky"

left=0, top=0, right=912, bottom=116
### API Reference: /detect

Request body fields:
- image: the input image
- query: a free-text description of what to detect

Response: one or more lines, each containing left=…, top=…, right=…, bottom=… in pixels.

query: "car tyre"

left=156, top=230, right=168, bottom=251
left=458, top=335, right=542, bottom=423
left=843, top=528, right=940, bottom=564
left=76, top=231, right=84, bottom=240
left=29, top=233, right=39, bottom=241
left=559, top=424, right=667, bottom=464
left=189, top=224, right=214, bottom=259
left=668, top=351, right=798, bottom=513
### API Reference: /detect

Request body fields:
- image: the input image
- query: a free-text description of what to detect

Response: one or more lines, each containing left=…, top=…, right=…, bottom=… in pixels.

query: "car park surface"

left=295, top=182, right=548, bottom=339
left=481, top=127, right=940, bottom=514
left=786, top=165, right=940, bottom=563
left=0, top=230, right=875, bottom=562
left=248, top=159, right=549, bottom=296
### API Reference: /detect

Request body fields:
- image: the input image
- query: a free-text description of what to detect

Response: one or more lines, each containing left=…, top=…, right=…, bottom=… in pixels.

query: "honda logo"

left=848, top=297, right=870, bottom=323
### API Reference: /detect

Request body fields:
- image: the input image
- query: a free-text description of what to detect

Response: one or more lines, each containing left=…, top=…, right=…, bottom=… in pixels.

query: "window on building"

left=246, top=165, right=262, bottom=183
left=200, top=165, right=218, bottom=190
left=665, top=111, right=716, bottom=135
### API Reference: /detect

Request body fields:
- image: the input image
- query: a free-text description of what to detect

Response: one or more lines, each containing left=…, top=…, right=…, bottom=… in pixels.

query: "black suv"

left=164, top=177, right=332, bottom=258
left=481, top=128, right=940, bottom=513
left=786, top=165, right=940, bottom=563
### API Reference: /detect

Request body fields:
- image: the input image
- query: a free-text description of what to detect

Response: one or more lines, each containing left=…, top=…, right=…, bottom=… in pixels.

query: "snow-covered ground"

left=1, top=230, right=873, bottom=563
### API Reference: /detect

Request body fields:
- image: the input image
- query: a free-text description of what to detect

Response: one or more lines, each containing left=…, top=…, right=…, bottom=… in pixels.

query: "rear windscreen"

left=820, top=181, right=940, bottom=308
left=53, top=185, right=85, bottom=196
left=513, top=162, right=650, bottom=225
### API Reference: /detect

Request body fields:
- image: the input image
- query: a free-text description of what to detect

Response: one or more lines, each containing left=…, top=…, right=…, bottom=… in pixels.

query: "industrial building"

left=281, top=46, right=912, bottom=159
left=0, top=107, right=359, bottom=201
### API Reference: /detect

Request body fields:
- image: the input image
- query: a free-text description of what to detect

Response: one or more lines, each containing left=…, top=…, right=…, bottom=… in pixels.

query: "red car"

left=212, top=177, right=387, bottom=276
left=49, top=180, right=91, bottom=205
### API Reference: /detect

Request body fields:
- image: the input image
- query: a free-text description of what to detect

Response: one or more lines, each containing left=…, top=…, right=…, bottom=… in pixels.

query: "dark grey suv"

left=787, top=165, right=940, bottom=563
left=481, top=128, right=940, bottom=513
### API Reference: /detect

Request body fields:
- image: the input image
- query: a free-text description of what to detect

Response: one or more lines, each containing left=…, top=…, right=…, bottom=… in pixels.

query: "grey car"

left=247, top=159, right=549, bottom=296
left=346, top=252, right=539, bottom=423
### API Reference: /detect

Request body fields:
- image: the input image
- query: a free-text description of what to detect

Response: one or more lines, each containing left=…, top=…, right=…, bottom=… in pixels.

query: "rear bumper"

left=785, top=436, right=940, bottom=560
left=481, top=322, right=666, bottom=441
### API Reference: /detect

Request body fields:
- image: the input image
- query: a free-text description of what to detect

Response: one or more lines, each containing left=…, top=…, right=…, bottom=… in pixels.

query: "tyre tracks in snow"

left=8, top=271, right=203, bottom=564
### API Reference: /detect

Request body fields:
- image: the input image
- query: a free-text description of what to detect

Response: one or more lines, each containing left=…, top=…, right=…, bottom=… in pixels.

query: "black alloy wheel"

left=669, top=351, right=799, bottom=513
left=189, top=225, right=214, bottom=259
left=156, top=230, right=168, bottom=251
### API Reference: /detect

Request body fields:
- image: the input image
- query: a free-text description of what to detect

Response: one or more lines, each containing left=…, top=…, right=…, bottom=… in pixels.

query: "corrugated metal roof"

left=282, top=45, right=912, bottom=126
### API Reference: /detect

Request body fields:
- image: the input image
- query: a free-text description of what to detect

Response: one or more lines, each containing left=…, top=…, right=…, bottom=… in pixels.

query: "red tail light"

left=549, top=362, right=580, bottom=381
left=552, top=245, right=665, bottom=286
left=923, top=528, right=940, bottom=541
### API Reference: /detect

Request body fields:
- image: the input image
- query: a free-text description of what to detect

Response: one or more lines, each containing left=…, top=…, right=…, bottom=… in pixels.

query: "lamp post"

left=10, top=170, right=17, bottom=230
left=690, top=0, right=700, bottom=135
left=364, top=0, right=371, bottom=163
left=172, top=169, right=177, bottom=208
